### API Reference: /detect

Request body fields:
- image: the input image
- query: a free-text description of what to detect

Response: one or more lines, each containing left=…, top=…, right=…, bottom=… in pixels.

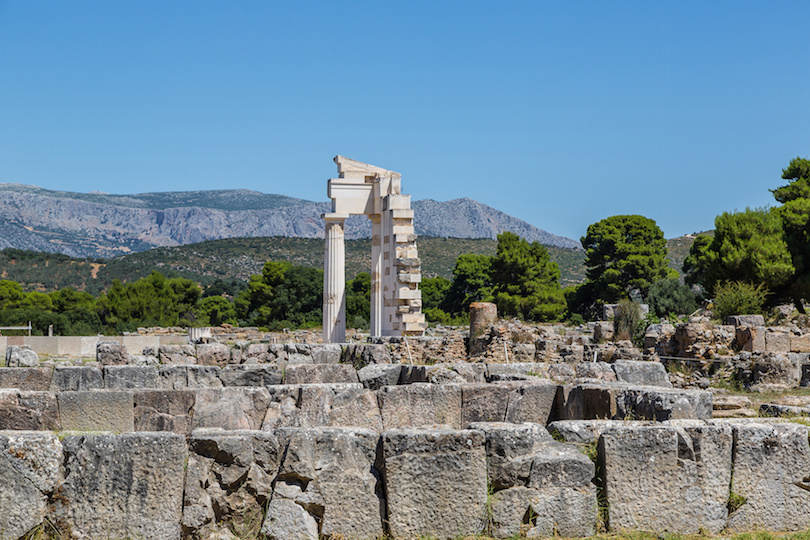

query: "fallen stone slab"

left=563, top=382, right=712, bottom=421
left=268, top=427, right=384, bottom=539
left=0, top=390, right=60, bottom=430
left=727, top=314, right=766, bottom=327
left=612, top=360, right=672, bottom=388
left=726, top=422, right=810, bottom=532
left=383, top=428, right=488, bottom=539
left=158, top=365, right=222, bottom=389
left=50, top=365, right=103, bottom=392
left=5, top=345, right=39, bottom=367
left=601, top=423, right=732, bottom=534
left=58, top=432, right=186, bottom=540
left=57, top=390, right=134, bottom=432
left=378, top=383, right=462, bottom=429
left=184, top=430, right=284, bottom=538
left=103, top=365, right=159, bottom=389
left=0, top=367, right=52, bottom=391
left=357, top=363, right=402, bottom=390
left=134, top=389, right=195, bottom=435
left=759, top=403, right=810, bottom=417
left=0, top=431, right=61, bottom=540
left=192, top=387, right=271, bottom=430
left=220, top=364, right=283, bottom=387
left=284, top=363, right=359, bottom=384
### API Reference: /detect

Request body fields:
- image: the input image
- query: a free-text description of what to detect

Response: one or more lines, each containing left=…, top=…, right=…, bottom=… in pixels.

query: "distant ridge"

left=0, top=184, right=580, bottom=258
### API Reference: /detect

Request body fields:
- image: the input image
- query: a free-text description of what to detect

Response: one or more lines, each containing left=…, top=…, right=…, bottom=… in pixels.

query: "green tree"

left=490, top=232, right=566, bottom=322
left=236, top=261, right=322, bottom=329
left=772, top=157, right=810, bottom=311
left=0, top=280, right=24, bottom=310
left=581, top=215, right=676, bottom=303
left=50, top=287, right=96, bottom=313
left=443, top=254, right=494, bottom=315
left=683, top=208, right=794, bottom=298
left=420, top=276, right=453, bottom=324
left=644, top=277, right=698, bottom=318
left=198, top=296, right=238, bottom=326
left=346, top=272, right=370, bottom=330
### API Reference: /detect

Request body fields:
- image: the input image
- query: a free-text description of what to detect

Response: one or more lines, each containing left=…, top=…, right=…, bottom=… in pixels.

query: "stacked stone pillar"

left=323, top=156, right=427, bottom=343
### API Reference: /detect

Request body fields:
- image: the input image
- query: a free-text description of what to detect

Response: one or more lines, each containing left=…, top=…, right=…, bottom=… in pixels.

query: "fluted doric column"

left=323, top=213, right=347, bottom=343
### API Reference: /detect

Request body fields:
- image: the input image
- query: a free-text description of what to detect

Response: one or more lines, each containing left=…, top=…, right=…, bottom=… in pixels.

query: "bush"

left=712, top=281, right=768, bottom=322
left=645, top=278, right=699, bottom=318
left=613, top=299, right=642, bottom=342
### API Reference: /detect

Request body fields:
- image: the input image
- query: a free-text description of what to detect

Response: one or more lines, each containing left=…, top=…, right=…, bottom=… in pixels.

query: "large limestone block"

left=340, top=343, right=391, bottom=369
left=528, top=440, right=595, bottom=489
left=184, top=430, right=283, bottom=538
left=220, top=364, right=283, bottom=386
left=0, top=431, right=61, bottom=540
left=58, top=390, right=134, bottom=432
left=284, top=363, right=359, bottom=384
left=96, top=340, right=129, bottom=365
left=383, top=428, right=488, bottom=539
left=547, top=419, right=633, bottom=445
left=58, top=433, right=186, bottom=540
left=791, top=334, right=810, bottom=353
left=0, top=367, right=52, bottom=391
left=612, top=360, right=672, bottom=388
left=357, top=363, right=402, bottom=390
left=261, top=384, right=383, bottom=432
left=504, top=381, right=562, bottom=424
left=158, top=365, right=222, bottom=389
left=490, top=485, right=596, bottom=539
left=50, top=365, right=103, bottom=392
left=134, top=389, right=195, bottom=434
left=269, top=427, right=384, bottom=539
left=103, top=365, right=159, bottom=389
left=601, top=424, right=732, bottom=534
left=461, top=383, right=510, bottom=424
left=192, top=387, right=271, bottom=430
left=618, top=386, right=712, bottom=421
left=0, top=390, right=60, bottom=430
left=262, top=498, right=318, bottom=540
left=196, top=342, right=232, bottom=367
left=468, top=422, right=554, bottom=489
left=726, top=422, right=810, bottom=532
left=5, top=345, right=39, bottom=367
left=159, top=344, right=197, bottom=365
left=378, top=383, right=462, bottom=429
left=766, top=331, right=791, bottom=353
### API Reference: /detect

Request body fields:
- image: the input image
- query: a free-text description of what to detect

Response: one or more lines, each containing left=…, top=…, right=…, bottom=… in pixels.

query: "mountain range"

left=0, top=183, right=580, bottom=258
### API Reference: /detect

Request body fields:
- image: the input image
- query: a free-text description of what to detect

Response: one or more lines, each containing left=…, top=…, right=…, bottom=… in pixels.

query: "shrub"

left=613, top=299, right=642, bottom=341
left=712, top=281, right=768, bottom=322
left=645, top=278, right=699, bottom=318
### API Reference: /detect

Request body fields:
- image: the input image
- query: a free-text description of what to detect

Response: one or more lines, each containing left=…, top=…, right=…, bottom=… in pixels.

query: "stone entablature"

left=323, top=156, right=426, bottom=342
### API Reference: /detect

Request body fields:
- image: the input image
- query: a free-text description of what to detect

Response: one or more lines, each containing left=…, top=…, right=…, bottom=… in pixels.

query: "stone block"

left=5, top=345, right=39, bottom=367
left=196, top=342, right=231, bottom=367
left=262, top=499, right=318, bottom=540
left=461, top=383, right=510, bottom=424
left=357, top=364, right=402, bottom=390
left=504, top=381, right=562, bottom=424
left=468, top=422, right=554, bottom=489
left=268, top=427, right=384, bottom=539
left=0, top=367, right=52, bottom=391
left=158, top=365, right=222, bottom=389
left=134, top=389, right=195, bottom=435
left=601, top=424, right=732, bottom=534
left=426, top=364, right=466, bottom=384
left=261, top=384, right=383, bottom=432
left=159, top=344, right=196, bottom=365
left=383, top=428, right=488, bottom=539
left=220, top=364, right=283, bottom=386
left=284, top=363, right=359, bottom=384
left=0, top=432, right=61, bottom=540
left=618, top=386, right=713, bottom=421
left=575, top=361, right=618, bottom=381
left=50, top=365, right=103, bottom=392
left=378, top=383, right=462, bottom=429
left=736, top=325, right=766, bottom=352
left=791, top=334, right=810, bottom=353
left=96, top=340, right=129, bottom=365
left=436, top=362, right=487, bottom=383
left=399, top=364, right=428, bottom=384
left=766, top=331, right=791, bottom=353
left=490, top=485, right=596, bottom=539
left=103, top=365, right=159, bottom=389
left=0, top=390, right=60, bottom=430
left=340, top=343, right=391, bottom=369
left=312, top=343, right=342, bottom=364
left=547, top=419, right=631, bottom=445
left=727, top=314, right=766, bottom=327
left=58, top=390, right=134, bottom=432
left=59, top=433, right=185, bottom=540
left=726, top=422, right=810, bottom=532
left=612, top=360, right=672, bottom=388
left=192, top=387, right=271, bottom=430
left=486, top=362, right=546, bottom=381
left=185, top=430, right=283, bottom=537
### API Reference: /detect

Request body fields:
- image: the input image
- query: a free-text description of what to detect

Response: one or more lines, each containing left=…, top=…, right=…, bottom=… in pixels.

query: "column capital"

left=323, top=212, right=349, bottom=223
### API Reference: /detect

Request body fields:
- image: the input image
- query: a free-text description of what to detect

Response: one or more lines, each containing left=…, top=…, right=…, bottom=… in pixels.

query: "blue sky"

left=1, top=1, right=808, bottom=241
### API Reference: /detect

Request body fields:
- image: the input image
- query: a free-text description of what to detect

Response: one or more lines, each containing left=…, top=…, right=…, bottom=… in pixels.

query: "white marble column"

left=370, top=214, right=383, bottom=337
left=323, top=213, right=347, bottom=343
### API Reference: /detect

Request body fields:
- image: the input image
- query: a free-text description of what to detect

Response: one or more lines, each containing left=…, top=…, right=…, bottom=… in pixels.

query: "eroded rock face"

left=57, top=432, right=186, bottom=540
left=382, top=428, right=488, bottom=540
left=0, top=432, right=61, bottom=540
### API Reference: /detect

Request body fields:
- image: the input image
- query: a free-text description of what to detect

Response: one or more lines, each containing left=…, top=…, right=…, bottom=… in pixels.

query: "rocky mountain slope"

left=0, top=184, right=580, bottom=257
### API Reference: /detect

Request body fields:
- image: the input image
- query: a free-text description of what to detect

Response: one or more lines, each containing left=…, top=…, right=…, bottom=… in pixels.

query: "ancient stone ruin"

left=323, top=156, right=426, bottom=342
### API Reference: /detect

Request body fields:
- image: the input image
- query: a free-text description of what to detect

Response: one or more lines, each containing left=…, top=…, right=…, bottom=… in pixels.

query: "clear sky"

left=1, top=1, right=808, bottom=242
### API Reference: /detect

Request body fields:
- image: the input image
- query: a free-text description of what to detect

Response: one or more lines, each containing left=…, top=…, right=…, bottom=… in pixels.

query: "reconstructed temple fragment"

left=323, top=156, right=426, bottom=342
